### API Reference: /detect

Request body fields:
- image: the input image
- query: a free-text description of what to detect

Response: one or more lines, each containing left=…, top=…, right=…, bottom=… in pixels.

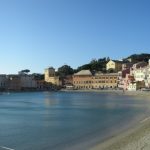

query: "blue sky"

left=0, top=0, right=150, bottom=74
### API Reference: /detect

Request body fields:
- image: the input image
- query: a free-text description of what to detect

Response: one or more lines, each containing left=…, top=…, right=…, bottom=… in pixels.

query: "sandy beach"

left=91, top=115, right=150, bottom=150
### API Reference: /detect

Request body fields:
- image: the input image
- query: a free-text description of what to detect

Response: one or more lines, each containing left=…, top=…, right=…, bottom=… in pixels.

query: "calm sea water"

left=0, top=91, right=150, bottom=150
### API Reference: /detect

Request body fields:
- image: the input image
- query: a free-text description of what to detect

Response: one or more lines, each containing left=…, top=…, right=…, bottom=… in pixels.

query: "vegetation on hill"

left=32, top=73, right=44, bottom=80
left=54, top=53, right=150, bottom=76
left=124, top=53, right=150, bottom=63
left=57, top=65, right=74, bottom=77
left=76, top=57, right=109, bottom=73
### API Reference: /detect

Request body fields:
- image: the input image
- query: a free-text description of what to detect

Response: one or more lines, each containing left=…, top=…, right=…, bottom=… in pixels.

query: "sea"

left=0, top=91, right=150, bottom=150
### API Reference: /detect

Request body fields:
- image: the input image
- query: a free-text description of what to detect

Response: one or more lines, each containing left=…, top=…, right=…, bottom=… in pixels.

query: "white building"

left=132, top=67, right=146, bottom=82
left=20, top=75, right=37, bottom=89
left=145, top=60, right=150, bottom=88
left=130, top=60, right=150, bottom=88
left=127, top=82, right=137, bottom=91
left=127, top=81, right=145, bottom=91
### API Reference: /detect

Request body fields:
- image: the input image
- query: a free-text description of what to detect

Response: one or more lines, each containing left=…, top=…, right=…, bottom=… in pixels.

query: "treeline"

left=22, top=53, right=150, bottom=79
left=57, top=53, right=150, bottom=77
left=124, top=53, right=150, bottom=63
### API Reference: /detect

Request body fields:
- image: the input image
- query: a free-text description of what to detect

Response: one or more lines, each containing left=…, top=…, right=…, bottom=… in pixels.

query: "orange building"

left=73, top=70, right=118, bottom=89
left=73, top=70, right=93, bottom=89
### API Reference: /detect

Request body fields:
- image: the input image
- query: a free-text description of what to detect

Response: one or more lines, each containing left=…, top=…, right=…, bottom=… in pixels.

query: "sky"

left=0, top=0, right=150, bottom=74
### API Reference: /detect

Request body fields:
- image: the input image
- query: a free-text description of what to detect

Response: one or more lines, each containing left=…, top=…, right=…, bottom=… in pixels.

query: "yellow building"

left=44, top=67, right=61, bottom=86
left=92, top=73, right=118, bottom=89
left=106, top=60, right=122, bottom=72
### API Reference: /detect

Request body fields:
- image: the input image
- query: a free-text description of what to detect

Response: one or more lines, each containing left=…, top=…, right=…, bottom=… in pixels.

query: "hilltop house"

left=106, top=60, right=123, bottom=72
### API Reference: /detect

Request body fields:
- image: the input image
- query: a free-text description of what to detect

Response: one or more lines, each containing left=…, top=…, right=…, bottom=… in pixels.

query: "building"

left=127, top=81, right=145, bottom=91
left=0, top=75, right=8, bottom=91
left=122, top=62, right=133, bottom=70
left=130, top=60, right=150, bottom=88
left=92, top=73, right=118, bottom=89
left=73, top=70, right=118, bottom=89
left=131, top=61, right=147, bottom=71
left=106, top=60, right=123, bottom=72
left=73, top=70, right=92, bottom=89
left=123, top=74, right=135, bottom=90
left=7, top=75, right=21, bottom=91
left=44, top=67, right=62, bottom=86
left=20, top=74, right=37, bottom=90
left=118, top=60, right=150, bottom=90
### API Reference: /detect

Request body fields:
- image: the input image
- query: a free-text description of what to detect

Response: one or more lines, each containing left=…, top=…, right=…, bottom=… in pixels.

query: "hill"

left=124, top=53, right=150, bottom=63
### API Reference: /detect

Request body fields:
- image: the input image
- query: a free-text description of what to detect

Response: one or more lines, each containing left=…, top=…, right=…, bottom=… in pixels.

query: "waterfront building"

left=132, top=67, right=146, bottom=82
left=117, top=71, right=124, bottom=89
left=20, top=74, right=37, bottom=89
left=106, top=60, right=123, bottom=72
left=127, top=82, right=137, bottom=91
left=0, top=75, right=8, bottom=91
left=73, top=70, right=118, bottom=89
left=44, top=67, right=62, bottom=86
left=73, top=70, right=92, bottom=89
left=147, top=60, right=150, bottom=88
left=130, top=60, right=150, bottom=88
left=118, top=61, right=149, bottom=90
left=123, top=74, right=135, bottom=90
left=7, top=75, right=21, bottom=91
left=92, top=73, right=118, bottom=89
left=127, top=81, right=145, bottom=91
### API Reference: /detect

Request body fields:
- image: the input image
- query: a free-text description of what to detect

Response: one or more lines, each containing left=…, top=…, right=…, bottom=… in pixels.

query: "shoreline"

left=61, top=89, right=150, bottom=97
left=1, top=89, right=150, bottom=97
left=90, top=115, right=150, bottom=150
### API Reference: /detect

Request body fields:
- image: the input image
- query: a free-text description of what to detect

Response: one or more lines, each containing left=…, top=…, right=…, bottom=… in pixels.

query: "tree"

left=32, top=73, right=44, bottom=80
left=58, top=65, right=74, bottom=77
left=76, top=57, right=108, bottom=72
left=107, top=68, right=116, bottom=73
left=77, top=64, right=91, bottom=72
left=125, top=53, right=150, bottom=63
left=19, top=69, right=30, bottom=74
